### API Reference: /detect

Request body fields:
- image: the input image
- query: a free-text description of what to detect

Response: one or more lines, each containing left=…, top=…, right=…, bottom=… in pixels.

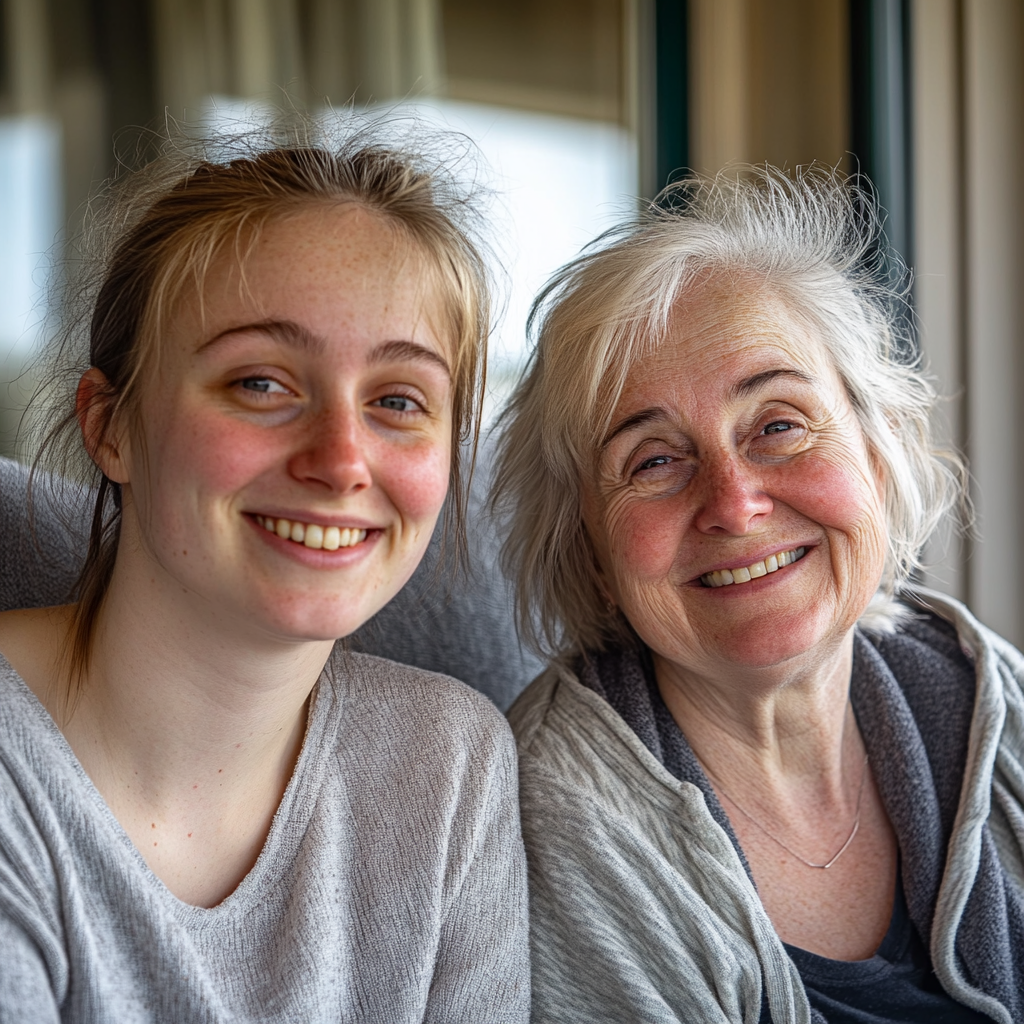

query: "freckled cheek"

left=376, top=441, right=451, bottom=523
left=132, top=413, right=280, bottom=545
left=780, top=454, right=882, bottom=532
left=779, top=456, right=887, bottom=589
left=152, top=411, right=278, bottom=496
left=602, top=501, right=685, bottom=587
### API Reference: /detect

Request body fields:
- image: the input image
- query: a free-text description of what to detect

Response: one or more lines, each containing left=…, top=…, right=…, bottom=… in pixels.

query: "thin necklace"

left=701, top=752, right=870, bottom=870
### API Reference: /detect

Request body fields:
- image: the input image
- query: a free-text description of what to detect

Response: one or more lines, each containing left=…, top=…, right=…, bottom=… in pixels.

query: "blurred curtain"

left=913, top=0, right=1024, bottom=646
left=151, top=0, right=444, bottom=117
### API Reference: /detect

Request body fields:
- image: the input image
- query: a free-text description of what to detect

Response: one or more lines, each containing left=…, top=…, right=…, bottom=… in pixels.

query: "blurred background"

left=0, top=0, right=1020, bottom=642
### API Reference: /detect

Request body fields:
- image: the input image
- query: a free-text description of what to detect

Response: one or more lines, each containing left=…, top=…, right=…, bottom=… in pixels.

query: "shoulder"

left=330, top=648, right=511, bottom=739
left=508, top=664, right=704, bottom=835
left=316, top=649, right=518, bottom=807
left=0, top=649, right=58, bottom=744
left=895, top=587, right=1024, bottom=667
left=0, top=658, right=73, bottom=949
left=861, top=595, right=977, bottom=704
left=874, top=589, right=1024, bottom=714
left=508, top=664, right=629, bottom=771
left=508, top=669, right=773, bottom=1024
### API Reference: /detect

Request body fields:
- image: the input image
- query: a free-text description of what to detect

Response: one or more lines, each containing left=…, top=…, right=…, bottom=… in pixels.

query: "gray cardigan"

left=0, top=648, right=530, bottom=1022
left=509, top=591, right=1024, bottom=1024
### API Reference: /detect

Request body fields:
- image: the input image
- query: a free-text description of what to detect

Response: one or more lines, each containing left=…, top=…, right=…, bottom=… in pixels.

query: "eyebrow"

left=731, top=367, right=817, bottom=397
left=600, top=367, right=818, bottom=449
left=199, top=320, right=451, bottom=377
left=601, top=407, right=668, bottom=450
left=369, top=339, right=451, bottom=378
left=200, top=319, right=324, bottom=355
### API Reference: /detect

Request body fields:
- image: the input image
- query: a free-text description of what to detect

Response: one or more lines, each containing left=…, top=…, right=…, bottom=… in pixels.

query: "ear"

left=76, top=368, right=131, bottom=484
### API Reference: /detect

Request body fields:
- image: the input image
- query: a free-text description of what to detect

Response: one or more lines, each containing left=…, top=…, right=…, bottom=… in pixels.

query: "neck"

left=57, top=543, right=333, bottom=815
left=653, top=631, right=863, bottom=806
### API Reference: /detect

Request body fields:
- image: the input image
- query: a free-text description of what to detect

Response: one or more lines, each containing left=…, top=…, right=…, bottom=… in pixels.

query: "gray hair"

left=491, top=165, right=967, bottom=659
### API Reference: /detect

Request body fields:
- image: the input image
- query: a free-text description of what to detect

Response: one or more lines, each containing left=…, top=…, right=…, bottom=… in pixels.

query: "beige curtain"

left=150, top=0, right=444, bottom=118
left=913, top=0, right=1024, bottom=646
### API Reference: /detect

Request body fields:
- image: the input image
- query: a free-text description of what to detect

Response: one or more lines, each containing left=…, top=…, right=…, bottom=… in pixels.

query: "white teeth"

left=701, top=547, right=806, bottom=589
left=256, top=516, right=367, bottom=550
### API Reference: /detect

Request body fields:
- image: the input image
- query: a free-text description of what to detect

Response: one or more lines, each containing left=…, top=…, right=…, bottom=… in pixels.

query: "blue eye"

left=637, top=455, right=672, bottom=471
left=377, top=395, right=420, bottom=413
left=240, top=377, right=288, bottom=394
left=763, top=422, right=792, bottom=434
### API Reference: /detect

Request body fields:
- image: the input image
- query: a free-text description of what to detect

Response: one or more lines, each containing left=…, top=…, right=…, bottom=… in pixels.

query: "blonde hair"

left=492, top=166, right=967, bottom=660
left=33, top=115, right=493, bottom=689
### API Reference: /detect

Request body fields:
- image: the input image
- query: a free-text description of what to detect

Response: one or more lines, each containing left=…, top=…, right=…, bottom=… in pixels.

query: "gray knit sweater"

left=509, top=590, right=1024, bottom=1024
left=0, top=648, right=530, bottom=1022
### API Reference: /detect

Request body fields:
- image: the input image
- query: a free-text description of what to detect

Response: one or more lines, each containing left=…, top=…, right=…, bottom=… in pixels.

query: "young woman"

left=0, top=130, right=529, bottom=1022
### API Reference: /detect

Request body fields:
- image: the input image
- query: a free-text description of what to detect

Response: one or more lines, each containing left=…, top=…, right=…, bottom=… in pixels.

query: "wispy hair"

left=491, top=165, right=968, bottom=659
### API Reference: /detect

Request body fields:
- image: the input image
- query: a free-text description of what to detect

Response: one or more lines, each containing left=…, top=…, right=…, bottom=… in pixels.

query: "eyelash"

left=635, top=454, right=673, bottom=473
left=374, top=393, right=425, bottom=415
left=231, top=376, right=429, bottom=416
left=235, top=376, right=291, bottom=397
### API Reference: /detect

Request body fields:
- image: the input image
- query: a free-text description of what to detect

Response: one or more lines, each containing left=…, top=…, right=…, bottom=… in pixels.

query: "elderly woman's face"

left=583, top=277, right=887, bottom=678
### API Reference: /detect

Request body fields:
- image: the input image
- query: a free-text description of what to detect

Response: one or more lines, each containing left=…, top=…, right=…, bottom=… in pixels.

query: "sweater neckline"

left=0, top=650, right=332, bottom=918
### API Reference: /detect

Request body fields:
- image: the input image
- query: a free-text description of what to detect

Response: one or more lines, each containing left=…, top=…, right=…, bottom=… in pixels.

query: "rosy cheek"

left=781, top=452, right=881, bottom=530
left=605, top=501, right=684, bottom=585
left=190, top=415, right=271, bottom=489
left=141, top=406, right=274, bottom=518
left=375, top=440, right=451, bottom=522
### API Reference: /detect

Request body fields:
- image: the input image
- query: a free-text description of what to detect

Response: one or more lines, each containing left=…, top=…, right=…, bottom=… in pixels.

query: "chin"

left=242, top=593, right=386, bottom=645
left=704, top=609, right=843, bottom=670
left=261, top=617, right=364, bottom=645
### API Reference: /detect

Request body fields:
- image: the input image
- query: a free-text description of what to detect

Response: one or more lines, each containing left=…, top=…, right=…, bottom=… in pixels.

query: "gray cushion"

left=0, top=454, right=540, bottom=709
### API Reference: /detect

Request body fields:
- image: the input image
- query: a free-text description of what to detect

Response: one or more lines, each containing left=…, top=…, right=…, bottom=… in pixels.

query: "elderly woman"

left=493, top=169, right=1024, bottom=1024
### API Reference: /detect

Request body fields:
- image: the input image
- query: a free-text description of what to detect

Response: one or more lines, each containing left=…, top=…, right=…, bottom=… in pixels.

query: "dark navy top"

left=781, top=871, right=992, bottom=1023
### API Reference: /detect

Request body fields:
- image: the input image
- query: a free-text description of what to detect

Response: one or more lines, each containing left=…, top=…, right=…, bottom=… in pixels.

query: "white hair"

left=492, top=165, right=968, bottom=659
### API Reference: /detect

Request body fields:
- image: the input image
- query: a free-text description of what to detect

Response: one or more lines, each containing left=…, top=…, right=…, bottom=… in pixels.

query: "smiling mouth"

left=700, top=546, right=807, bottom=588
left=255, top=515, right=368, bottom=551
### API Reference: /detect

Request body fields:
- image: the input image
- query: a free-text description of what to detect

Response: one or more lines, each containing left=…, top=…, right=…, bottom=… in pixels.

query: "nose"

left=692, top=454, right=773, bottom=534
left=287, top=403, right=372, bottom=495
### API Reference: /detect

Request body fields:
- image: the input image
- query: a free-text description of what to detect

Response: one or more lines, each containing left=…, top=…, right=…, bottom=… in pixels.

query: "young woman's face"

left=106, top=204, right=454, bottom=643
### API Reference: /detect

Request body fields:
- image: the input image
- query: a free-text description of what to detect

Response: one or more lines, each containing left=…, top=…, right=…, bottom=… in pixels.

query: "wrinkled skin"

left=583, top=274, right=888, bottom=699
